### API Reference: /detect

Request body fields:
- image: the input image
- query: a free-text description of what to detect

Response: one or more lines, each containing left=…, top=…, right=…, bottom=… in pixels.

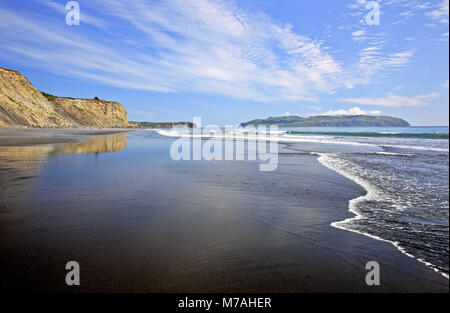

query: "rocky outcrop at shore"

left=0, top=68, right=129, bottom=128
left=129, top=121, right=196, bottom=128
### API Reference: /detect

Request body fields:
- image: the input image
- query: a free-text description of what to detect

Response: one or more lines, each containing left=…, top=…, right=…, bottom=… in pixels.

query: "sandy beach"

left=0, top=129, right=447, bottom=292
left=0, top=128, right=134, bottom=146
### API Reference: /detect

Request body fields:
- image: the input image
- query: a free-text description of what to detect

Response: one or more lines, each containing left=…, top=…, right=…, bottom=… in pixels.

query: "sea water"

left=157, top=126, right=449, bottom=278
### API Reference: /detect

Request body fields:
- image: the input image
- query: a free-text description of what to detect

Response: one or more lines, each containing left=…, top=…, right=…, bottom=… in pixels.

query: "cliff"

left=0, top=68, right=73, bottom=127
left=50, top=97, right=129, bottom=128
left=241, top=115, right=411, bottom=127
left=0, top=68, right=129, bottom=128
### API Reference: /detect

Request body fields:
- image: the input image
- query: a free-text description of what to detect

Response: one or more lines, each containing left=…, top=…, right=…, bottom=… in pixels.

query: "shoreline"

left=2, top=128, right=446, bottom=281
left=0, top=129, right=448, bottom=292
left=316, top=152, right=449, bottom=280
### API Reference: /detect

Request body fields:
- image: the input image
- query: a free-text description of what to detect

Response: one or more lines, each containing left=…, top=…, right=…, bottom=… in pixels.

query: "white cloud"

left=348, top=0, right=366, bottom=10
left=393, top=10, right=415, bottom=24
left=43, top=1, right=107, bottom=29
left=400, top=10, right=415, bottom=17
left=351, top=47, right=414, bottom=85
left=426, top=0, right=449, bottom=23
left=0, top=0, right=418, bottom=103
left=0, top=0, right=347, bottom=102
left=352, top=30, right=366, bottom=37
left=379, top=0, right=448, bottom=26
left=315, top=107, right=381, bottom=116
left=342, top=92, right=440, bottom=107
left=352, top=29, right=367, bottom=42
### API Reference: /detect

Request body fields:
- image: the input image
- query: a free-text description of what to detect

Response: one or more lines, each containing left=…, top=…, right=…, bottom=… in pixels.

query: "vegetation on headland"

left=1, top=67, right=129, bottom=128
left=0, top=67, right=21, bottom=74
left=241, top=115, right=411, bottom=127
left=2, top=67, right=191, bottom=129
left=41, top=92, right=57, bottom=101
left=40, top=91, right=103, bottom=102
left=130, top=121, right=196, bottom=128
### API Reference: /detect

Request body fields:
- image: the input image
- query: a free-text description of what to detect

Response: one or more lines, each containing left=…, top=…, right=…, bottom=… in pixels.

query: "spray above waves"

left=154, top=128, right=449, bottom=153
left=287, top=130, right=449, bottom=140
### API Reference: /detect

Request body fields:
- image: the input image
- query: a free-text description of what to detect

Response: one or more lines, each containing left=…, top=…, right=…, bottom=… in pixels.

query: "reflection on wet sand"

left=54, top=133, right=128, bottom=155
left=0, top=145, right=54, bottom=172
left=0, top=133, right=128, bottom=171
left=0, top=134, right=128, bottom=197
left=0, top=133, right=128, bottom=209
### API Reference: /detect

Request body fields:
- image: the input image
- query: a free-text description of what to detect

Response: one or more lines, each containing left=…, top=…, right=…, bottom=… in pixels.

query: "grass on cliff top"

left=0, top=67, right=21, bottom=74
left=41, top=92, right=57, bottom=101
left=40, top=91, right=103, bottom=102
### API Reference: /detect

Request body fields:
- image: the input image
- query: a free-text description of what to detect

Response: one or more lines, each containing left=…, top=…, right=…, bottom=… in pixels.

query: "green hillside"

left=241, top=115, right=411, bottom=127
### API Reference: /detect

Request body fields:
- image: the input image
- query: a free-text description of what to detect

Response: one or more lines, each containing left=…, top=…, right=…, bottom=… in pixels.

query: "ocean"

left=1, top=127, right=448, bottom=291
left=158, top=126, right=449, bottom=278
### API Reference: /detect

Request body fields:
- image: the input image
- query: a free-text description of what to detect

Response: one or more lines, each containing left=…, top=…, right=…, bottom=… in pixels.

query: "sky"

left=0, top=0, right=448, bottom=126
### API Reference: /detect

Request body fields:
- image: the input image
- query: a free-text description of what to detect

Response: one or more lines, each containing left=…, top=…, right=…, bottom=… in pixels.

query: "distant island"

left=241, top=115, right=411, bottom=127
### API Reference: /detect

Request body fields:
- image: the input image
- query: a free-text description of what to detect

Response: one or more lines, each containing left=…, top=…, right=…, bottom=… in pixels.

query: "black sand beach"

left=0, top=128, right=133, bottom=146
left=0, top=129, right=448, bottom=292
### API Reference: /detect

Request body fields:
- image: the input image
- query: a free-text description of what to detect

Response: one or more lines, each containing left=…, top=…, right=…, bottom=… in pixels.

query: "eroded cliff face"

left=50, top=98, right=129, bottom=128
left=0, top=68, right=73, bottom=127
left=0, top=68, right=129, bottom=128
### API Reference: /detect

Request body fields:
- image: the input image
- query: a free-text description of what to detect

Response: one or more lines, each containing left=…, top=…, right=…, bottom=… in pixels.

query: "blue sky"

left=0, top=0, right=448, bottom=126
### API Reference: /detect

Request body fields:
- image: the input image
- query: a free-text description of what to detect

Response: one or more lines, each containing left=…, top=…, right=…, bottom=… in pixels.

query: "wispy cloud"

left=43, top=0, right=107, bottom=29
left=315, top=107, right=381, bottom=116
left=383, top=0, right=448, bottom=24
left=393, top=10, right=415, bottom=24
left=350, top=47, right=414, bottom=86
left=342, top=92, right=440, bottom=107
left=426, top=0, right=449, bottom=23
left=352, top=29, right=368, bottom=42
left=0, top=0, right=417, bottom=103
left=352, top=30, right=366, bottom=37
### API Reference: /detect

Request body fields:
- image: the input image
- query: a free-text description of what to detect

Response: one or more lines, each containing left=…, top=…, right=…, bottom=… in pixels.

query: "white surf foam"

left=155, top=129, right=449, bottom=152
left=155, top=127, right=449, bottom=278
left=317, top=152, right=449, bottom=279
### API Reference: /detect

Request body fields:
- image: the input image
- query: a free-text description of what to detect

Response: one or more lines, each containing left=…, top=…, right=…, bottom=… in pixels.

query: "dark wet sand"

left=0, top=128, right=133, bottom=146
left=0, top=130, right=448, bottom=292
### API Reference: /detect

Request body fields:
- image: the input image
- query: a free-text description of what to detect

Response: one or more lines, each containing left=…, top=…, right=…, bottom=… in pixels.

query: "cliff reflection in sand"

left=0, top=133, right=128, bottom=172
left=54, top=133, right=128, bottom=155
